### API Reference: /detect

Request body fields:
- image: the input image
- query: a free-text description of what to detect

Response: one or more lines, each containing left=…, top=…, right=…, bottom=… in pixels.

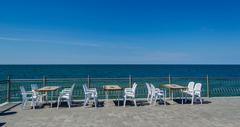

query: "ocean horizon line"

left=0, top=64, right=240, bottom=66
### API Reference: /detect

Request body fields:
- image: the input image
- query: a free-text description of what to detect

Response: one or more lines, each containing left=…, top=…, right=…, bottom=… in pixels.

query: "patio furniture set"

left=19, top=81, right=203, bottom=109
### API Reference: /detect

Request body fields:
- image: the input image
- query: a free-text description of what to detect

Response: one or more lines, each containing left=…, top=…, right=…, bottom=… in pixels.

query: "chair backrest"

left=69, top=83, right=75, bottom=97
left=194, top=83, right=202, bottom=92
left=20, top=86, right=27, bottom=98
left=82, top=84, right=88, bottom=94
left=31, top=84, right=38, bottom=91
left=146, top=83, right=151, bottom=94
left=188, top=81, right=195, bottom=91
left=150, top=83, right=156, bottom=94
left=132, top=82, right=137, bottom=92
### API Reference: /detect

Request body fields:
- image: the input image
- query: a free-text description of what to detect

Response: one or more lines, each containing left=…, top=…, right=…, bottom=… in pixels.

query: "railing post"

left=87, top=75, right=90, bottom=88
left=129, top=75, right=132, bottom=87
left=7, top=76, right=11, bottom=102
left=168, top=74, right=171, bottom=98
left=43, top=76, right=46, bottom=86
left=206, top=75, right=210, bottom=98
left=168, top=74, right=171, bottom=84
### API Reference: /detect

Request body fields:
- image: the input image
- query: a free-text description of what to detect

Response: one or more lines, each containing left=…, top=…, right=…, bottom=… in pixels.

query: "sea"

left=0, top=64, right=240, bottom=79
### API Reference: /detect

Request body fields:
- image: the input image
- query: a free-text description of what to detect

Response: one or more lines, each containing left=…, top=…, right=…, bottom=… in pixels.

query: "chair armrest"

left=86, top=90, right=97, bottom=93
left=59, top=91, right=70, bottom=96
left=63, top=88, right=71, bottom=91
left=61, top=89, right=71, bottom=93
left=124, top=88, right=132, bottom=91
left=88, top=88, right=97, bottom=92
left=194, top=90, right=201, bottom=94
left=22, top=92, right=33, bottom=95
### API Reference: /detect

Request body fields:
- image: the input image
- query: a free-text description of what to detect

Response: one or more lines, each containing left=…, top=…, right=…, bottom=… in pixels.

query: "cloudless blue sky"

left=0, top=0, right=240, bottom=64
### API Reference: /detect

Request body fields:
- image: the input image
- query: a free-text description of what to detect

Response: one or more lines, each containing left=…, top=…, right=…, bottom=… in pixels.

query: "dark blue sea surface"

left=0, top=65, right=240, bottom=80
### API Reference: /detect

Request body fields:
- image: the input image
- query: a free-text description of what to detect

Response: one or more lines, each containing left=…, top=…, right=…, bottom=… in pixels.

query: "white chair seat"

left=123, top=83, right=138, bottom=107
left=20, top=86, right=39, bottom=110
left=61, top=95, right=70, bottom=99
left=57, top=84, right=75, bottom=109
left=156, top=92, right=164, bottom=96
left=150, top=84, right=166, bottom=105
left=183, top=90, right=194, bottom=95
left=124, top=92, right=135, bottom=97
left=83, top=84, right=98, bottom=108
left=184, top=82, right=202, bottom=105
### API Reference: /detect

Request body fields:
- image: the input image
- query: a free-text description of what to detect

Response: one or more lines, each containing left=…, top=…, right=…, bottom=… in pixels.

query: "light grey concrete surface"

left=1, top=97, right=240, bottom=127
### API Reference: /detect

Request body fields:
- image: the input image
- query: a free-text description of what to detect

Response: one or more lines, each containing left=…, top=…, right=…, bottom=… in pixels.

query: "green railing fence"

left=1, top=75, right=240, bottom=104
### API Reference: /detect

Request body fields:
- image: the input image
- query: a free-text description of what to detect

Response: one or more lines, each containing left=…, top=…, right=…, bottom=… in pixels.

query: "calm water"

left=1, top=65, right=240, bottom=79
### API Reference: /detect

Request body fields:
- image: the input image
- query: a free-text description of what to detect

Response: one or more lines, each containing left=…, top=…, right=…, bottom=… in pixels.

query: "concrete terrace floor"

left=1, top=97, right=240, bottom=127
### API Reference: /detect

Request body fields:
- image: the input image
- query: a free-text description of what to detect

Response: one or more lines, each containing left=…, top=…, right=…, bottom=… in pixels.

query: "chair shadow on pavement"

left=173, top=99, right=212, bottom=104
left=113, top=100, right=170, bottom=107
left=53, top=100, right=105, bottom=108
left=0, top=103, right=19, bottom=116
left=0, top=122, right=6, bottom=127
left=0, top=103, right=20, bottom=127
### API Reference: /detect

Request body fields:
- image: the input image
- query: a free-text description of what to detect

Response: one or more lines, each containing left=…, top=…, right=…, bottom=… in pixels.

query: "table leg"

left=181, top=89, right=184, bottom=104
left=105, top=91, right=109, bottom=101
left=51, top=91, right=53, bottom=108
left=117, top=91, right=120, bottom=106
left=169, top=88, right=171, bottom=99
left=45, top=92, right=48, bottom=103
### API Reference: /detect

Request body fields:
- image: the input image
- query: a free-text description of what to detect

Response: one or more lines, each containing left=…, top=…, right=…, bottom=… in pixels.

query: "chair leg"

left=185, top=94, right=187, bottom=103
left=32, top=100, right=35, bottom=110
left=154, top=96, right=158, bottom=105
left=199, top=95, right=202, bottom=104
left=133, top=98, right=137, bottom=107
left=191, top=95, right=194, bottom=105
left=84, top=98, right=89, bottom=107
left=123, top=97, right=126, bottom=107
left=150, top=94, right=154, bottom=104
left=67, top=100, right=71, bottom=108
left=94, top=97, right=97, bottom=108
left=57, top=97, right=61, bottom=109
left=163, top=95, right=166, bottom=106
left=181, top=92, right=183, bottom=104
left=22, top=100, right=25, bottom=109
left=147, top=94, right=151, bottom=103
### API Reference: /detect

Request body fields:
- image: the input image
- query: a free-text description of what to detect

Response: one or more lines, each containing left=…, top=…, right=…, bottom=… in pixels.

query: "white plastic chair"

left=183, top=81, right=195, bottom=103
left=83, top=84, right=98, bottom=108
left=193, top=83, right=203, bottom=104
left=150, top=84, right=166, bottom=105
left=31, top=84, right=47, bottom=103
left=20, top=86, right=38, bottom=109
left=184, top=82, right=202, bottom=104
left=146, top=83, right=152, bottom=102
left=123, top=82, right=138, bottom=107
left=57, top=84, right=75, bottom=109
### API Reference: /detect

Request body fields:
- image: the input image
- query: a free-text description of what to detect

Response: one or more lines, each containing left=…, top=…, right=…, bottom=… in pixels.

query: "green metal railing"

left=1, top=75, right=240, bottom=104
left=0, top=80, right=8, bottom=104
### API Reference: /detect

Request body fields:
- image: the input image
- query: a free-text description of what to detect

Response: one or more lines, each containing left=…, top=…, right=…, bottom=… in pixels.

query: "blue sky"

left=0, top=0, right=240, bottom=64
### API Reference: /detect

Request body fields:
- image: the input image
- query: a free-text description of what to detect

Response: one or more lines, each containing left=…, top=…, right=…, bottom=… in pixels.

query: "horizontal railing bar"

left=90, top=77, right=129, bottom=80
left=47, top=78, right=87, bottom=81
left=170, top=77, right=206, bottom=79
left=7, top=77, right=240, bottom=81
left=133, top=77, right=169, bottom=79
left=10, top=79, right=43, bottom=81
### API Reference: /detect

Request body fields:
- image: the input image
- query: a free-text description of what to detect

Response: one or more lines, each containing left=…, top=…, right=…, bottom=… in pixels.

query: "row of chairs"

left=146, top=83, right=166, bottom=105
left=183, top=82, right=203, bottom=104
left=20, top=82, right=202, bottom=109
left=20, top=84, right=98, bottom=109
left=20, top=85, right=47, bottom=109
